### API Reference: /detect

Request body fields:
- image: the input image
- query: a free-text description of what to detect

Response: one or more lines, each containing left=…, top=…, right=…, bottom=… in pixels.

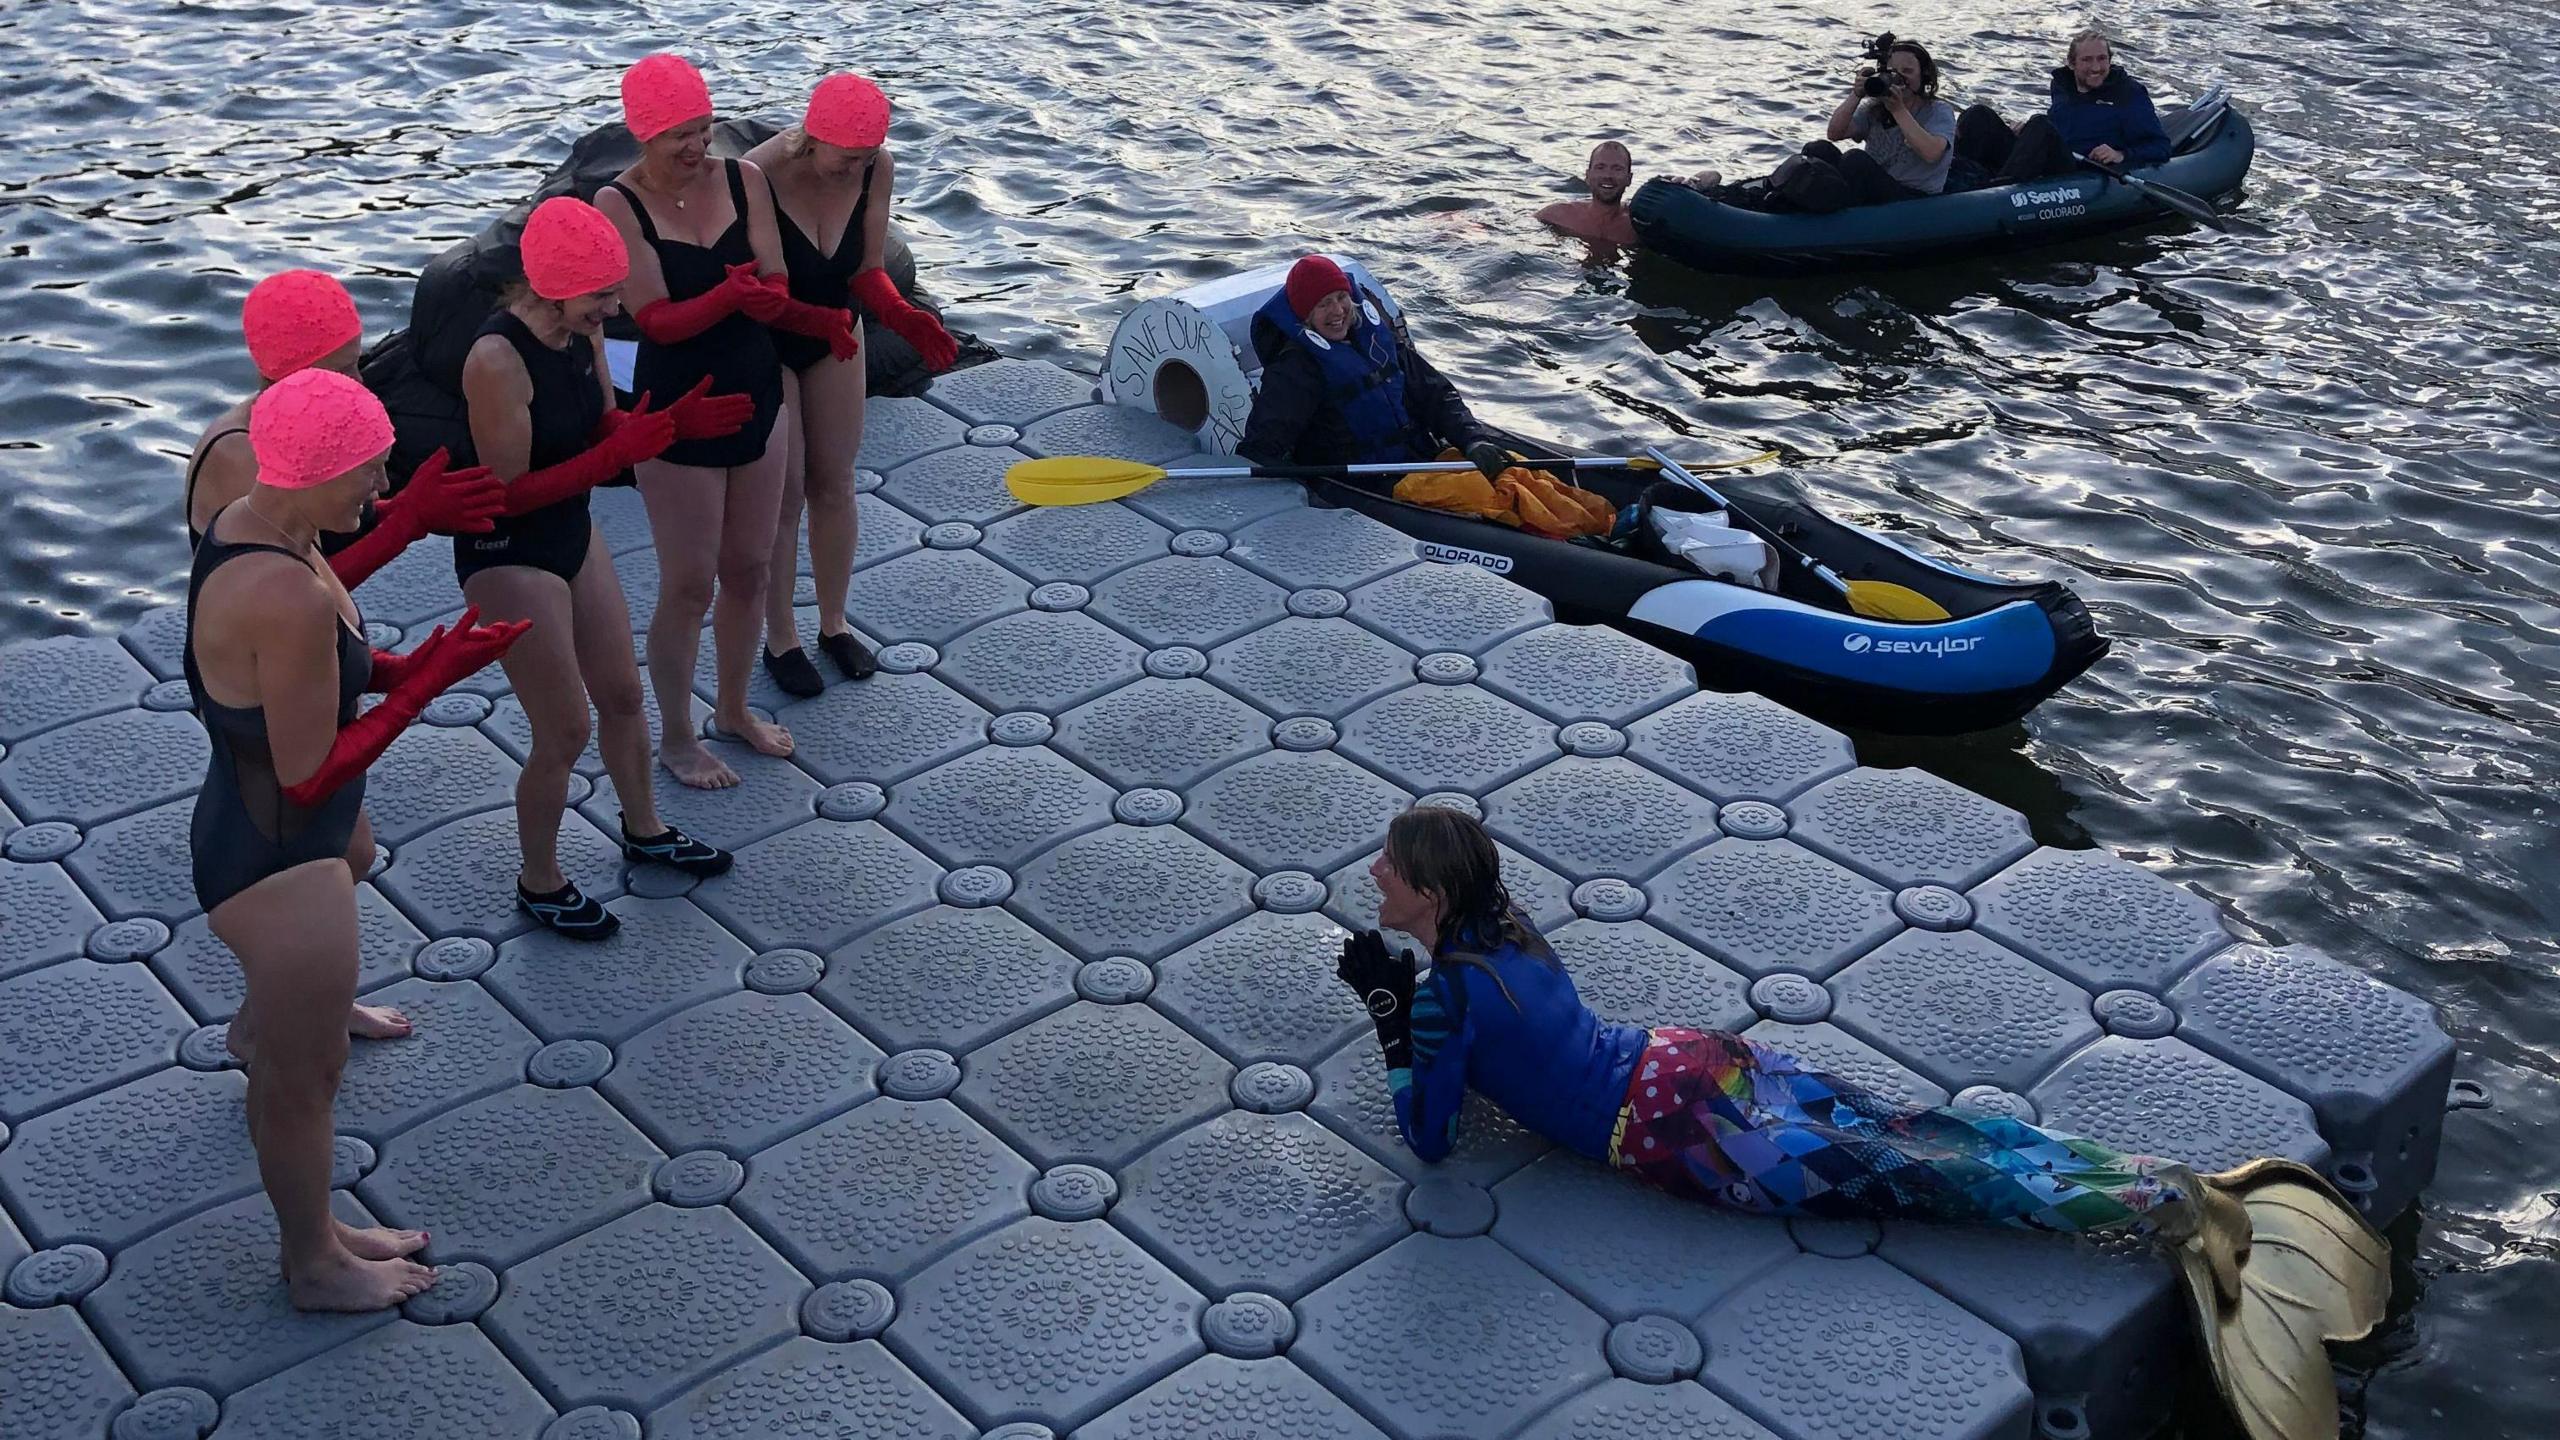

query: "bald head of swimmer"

left=1584, top=142, right=1633, bottom=205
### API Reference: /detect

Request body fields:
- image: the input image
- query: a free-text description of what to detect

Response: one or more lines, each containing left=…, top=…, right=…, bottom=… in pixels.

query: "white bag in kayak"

left=1650, top=508, right=1777, bottom=589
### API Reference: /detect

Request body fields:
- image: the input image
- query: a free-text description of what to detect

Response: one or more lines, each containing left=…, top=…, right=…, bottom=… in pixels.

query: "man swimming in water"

left=1535, top=141, right=1639, bottom=247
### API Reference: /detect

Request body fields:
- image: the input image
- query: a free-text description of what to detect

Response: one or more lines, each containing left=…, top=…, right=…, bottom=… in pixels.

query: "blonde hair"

left=2069, top=27, right=2113, bottom=62
left=779, top=125, right=818, bottom=161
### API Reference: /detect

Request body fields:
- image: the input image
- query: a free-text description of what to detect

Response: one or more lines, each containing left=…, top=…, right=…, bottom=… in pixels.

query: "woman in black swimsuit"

left=456, top=196, right=746, bottom=938
left=743, top=73, right=959, bottom=696
left=188, top=369, right=523, bottom=1311
left=594, top=53, right=811, bottom=789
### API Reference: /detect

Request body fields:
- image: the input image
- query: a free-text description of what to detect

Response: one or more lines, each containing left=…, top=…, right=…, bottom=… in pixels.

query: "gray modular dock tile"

left=1647, top=837, right=1899, bottom=979
left=1052, top=676, right=1271, bottom=791
left=375, top=805, right=625, bottom=942
left=1325, top=840, right=1576, bottom=935
left=1118, top=468, right=1303, bottom=534
left=733, top=1096, right=1035, bottom=1283
left=848, top=547, right=1031, bottom=647
left=121, top=602, right=191, bottom=680
left=1115, top=1109, right=1407, bottom=1299
left=1788, top=766, right=2035, bottom=890
left=332, top=977, right=541, bottom=1142
left=349, top=540, right=465, bottom=627
left=0, top=1305, right=136, bottom=1440
left=935, top=607, right=1148, bottom=715
left=1225, top=505, right=1420, bottom=592
left=0, top=705, right=205, bottom=827
left=598, top=989, right=881, bottom=1155
left=1337, top=680, right=1561, bottom=796
left=820, top=904, right=1080, bottom=1054
left=1010, top=823, right=1256, bottom=962
left=923, top=355, right=1097, bottom=427
left=2029, top=1035, right=2329, bottom=1174
left=484, top=895, right=752, bottom=1043
left=1491, top=1150, right=1798, bottom=1323
left=0, top=634, right=153, bottom=744
left=952, top=1001, right=1233, bottom=1170
left=480, top=1202, right=806, bottom=1412
left=648, top=1335, right=974, bottom=1440
left=691, top=816, right=941, bottom=952
left=204, top=1319, right=549, bottom=1439
left=1480, top=622, right=1694, bottom=726
left=1, top=1203, right=26, bottom=1276
left=1295, top=1233, right=1610, bottom=1440
left=1743, top=1020, right=1951, bottom=1108
left=887, top=1215, right=1207, bottom=1430
left=1180, top=747, right=1415, bottom=875
left=1516, top=1378, right=1784, bottom=1440
left=1078, top=1354, right=1394, bottom=1440
left=1151, top=910, right=1369, bottom=1065
left=853, top=487, right=929, bottom=565
left=590, top=484, right=655, bottom=556
left=979, top=498, right=1171, bottom=586
left=1017, top=401, right=1200, bottom=465
left=1829, top=928, right=2101, bottom=1095
left=1485, top=754, right=1724, bottom=881
left=1, top=859, right=105, bottom=980
left=153, top=882, right=421, bottom=1022
left=358, top=1083, right=661, bottom=1268
left=859, top=394, right=972, bottom=471
left=611, top=541, right=664, bottom=631
left=778, top=669, right=989, bottom=786
left=1311, top=1032, right=1551, bottom=1186
left=1207, top=615, right=1416, bottom=719
left=0, top=1064, right=257, bottom=1249
left=881, top=742, right=1116, bottom=868
left=1548, top=918, right=1756, bottom=1034
left=880, top=444, right=1031, bottom=525
left=578, top=741, right=818, bottom=853
left=1347, top=555, right=1553, bottom=653
left=361, top=722, right=521, bottom=845
left=1973, top=846, right=2231, bottom=995
left=0, top=956, right=190, bottom=1122
left=1624, top=688, right=1858, bottom=803
left=1700, top=1253, right=2032, bottom=1440
left=83, top=1189, right=392, bottom=1393
left=62, top=796, right=200, bottom=923
left=1087, top=554, right=1289, bottom=650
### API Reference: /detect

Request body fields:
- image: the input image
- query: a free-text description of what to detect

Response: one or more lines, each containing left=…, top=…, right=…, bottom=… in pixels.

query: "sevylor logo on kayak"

left=2009, top=187, right=2082, bottom=208
left=1843, top=633, right=1982, bottom=657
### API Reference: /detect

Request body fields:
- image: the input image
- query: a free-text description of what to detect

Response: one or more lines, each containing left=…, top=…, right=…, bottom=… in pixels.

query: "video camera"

left=1859, top=32, right=1903, bottom=97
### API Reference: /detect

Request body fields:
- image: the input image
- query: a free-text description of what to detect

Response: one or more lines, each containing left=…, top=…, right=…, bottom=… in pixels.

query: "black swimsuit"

left=608, top=159, right=782, bottom=468
left=185, top=509, right=372, bottom=912
left=769, top=158, right=875, bottom=374
left=453, top=311, right=607, bottom=586
left=185, top=427, right=369, bottom=555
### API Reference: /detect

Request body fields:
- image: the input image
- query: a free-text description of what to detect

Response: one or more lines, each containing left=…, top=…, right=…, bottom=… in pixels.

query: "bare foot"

left=337, top=1219, right=428, bottom=1260
left=661, top=738, right=740, bottom=790
left=348, top=1004, right=410, bottom=1040
left=288, top=1251, right=437, bottom=1312
left=721, top=711, right=794, bottom=760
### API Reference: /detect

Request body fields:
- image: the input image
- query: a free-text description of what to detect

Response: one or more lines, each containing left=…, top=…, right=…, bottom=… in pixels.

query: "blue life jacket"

left=1253, top=289, right=1432, bottom=464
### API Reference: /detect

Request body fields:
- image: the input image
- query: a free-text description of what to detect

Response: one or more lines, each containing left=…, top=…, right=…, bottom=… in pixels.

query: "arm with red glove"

left=287, top=607, right=530, bottom=804
left=629, top=262, right=781, bottom=345
left=662, top=374, right=759, bottom=441
left=851, top=268, right=957, bottom=372
left=756, top=273, right=860, bottom=363
left=494, top=393, right=677, bottom=517
left=325, top=449, right=505, bottom=591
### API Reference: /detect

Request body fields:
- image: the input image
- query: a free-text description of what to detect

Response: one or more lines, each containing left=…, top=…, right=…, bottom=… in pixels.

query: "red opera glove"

left=630, top=264, right=769, bottom=344
left=764, top=286, right=861, bottom=363
left=500, top=403, right=677, bottom=516
left=662, top=376, right=757, bottom=441
left=852, top=269, right=956, bottom=372
left=284, top=608, right=530, bottom=806
left=329, top=448, right=501, bottom=590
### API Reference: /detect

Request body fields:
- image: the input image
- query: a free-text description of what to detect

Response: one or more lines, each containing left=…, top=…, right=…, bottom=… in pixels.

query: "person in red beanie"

left=742, top=73, right=958, bottom=698
left=1238, top=255, right=1509, bottom=484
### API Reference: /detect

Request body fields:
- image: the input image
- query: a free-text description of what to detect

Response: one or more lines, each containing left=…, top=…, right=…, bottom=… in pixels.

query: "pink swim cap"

left=249, top=370, right=394, bottom=491
left=622, top=53, right=713, bottom=143
left=241, top=270, right=362, bottom=381
left=520, top=197, right=630, bottom=300
left=804, top=74, right=890, bottom=150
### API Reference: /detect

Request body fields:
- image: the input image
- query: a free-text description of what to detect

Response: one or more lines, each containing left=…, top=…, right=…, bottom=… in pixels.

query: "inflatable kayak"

left=1629, top=93, right=2252, bottom=275
left=1101, top=261, right=2107, bottom=734
left=363, top=117, right=985, bottom=481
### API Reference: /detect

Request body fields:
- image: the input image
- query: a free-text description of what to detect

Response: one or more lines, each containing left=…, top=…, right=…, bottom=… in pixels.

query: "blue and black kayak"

left=1628, top=97, right=2252, bottom=276
left=1304, top=446, right=2106, bottom=735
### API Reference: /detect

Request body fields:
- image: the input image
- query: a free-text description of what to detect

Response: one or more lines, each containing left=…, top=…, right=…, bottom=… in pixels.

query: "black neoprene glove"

left=1337, top=929, right=1417, bottom=1070
left=1465, top=439, right=1512, bottom=483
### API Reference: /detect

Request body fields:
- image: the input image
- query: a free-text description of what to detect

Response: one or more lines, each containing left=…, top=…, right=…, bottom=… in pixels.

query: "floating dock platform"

left=0, top=357, right=2455, bottom=1440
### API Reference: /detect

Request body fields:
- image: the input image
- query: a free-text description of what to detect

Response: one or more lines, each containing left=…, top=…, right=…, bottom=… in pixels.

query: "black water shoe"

left=763, top=645, right=825, bottom=698
left=621, top=819, right=734, bottom=878
left=518, top=880, right=618, bottom=940
left=819, top=630, right=877, bottom=681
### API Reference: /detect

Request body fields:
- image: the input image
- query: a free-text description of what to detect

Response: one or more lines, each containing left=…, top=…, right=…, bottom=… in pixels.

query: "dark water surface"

left=2, top=1, right=2553, bottom=1432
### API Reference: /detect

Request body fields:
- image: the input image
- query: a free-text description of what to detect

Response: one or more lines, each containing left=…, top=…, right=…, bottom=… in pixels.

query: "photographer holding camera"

left=1766, top=34, right=1959, bottom=212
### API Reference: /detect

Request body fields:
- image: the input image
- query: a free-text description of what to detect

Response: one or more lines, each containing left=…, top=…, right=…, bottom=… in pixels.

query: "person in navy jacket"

left=1958, top=29, right=2174, bottom=183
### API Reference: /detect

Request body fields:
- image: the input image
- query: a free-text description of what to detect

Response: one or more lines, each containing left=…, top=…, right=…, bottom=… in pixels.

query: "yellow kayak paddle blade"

left=1004, top=456, right=1173, bottom=507
left=1842, top=580, right=1954, bottom=622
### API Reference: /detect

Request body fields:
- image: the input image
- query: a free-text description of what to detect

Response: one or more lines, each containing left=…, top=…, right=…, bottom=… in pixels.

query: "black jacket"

left=1238, top=300, right=1490, bottom=468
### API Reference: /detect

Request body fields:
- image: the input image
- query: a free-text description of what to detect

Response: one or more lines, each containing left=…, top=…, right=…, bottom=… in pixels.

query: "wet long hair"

left=1382, top=807, right=1558, bottom=1008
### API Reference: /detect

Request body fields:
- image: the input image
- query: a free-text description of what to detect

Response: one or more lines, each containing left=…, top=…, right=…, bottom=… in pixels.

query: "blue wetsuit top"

left=1391, top=936, right=1649, bottom=1163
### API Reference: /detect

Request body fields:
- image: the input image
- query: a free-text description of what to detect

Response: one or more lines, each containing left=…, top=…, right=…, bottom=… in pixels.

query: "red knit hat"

left=622, top=53, right=712, bottom=143
left=241, top=270, right=361, bottom=381
left=1284, top=255, right=1351, bottom=320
